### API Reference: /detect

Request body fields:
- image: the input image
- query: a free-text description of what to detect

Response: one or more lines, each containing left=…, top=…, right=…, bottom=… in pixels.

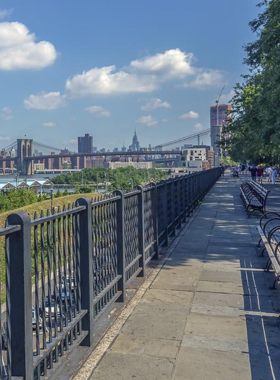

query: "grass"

left=0, top=192, right=98, bottom=228
left=0, top=192, right=100, bottom=303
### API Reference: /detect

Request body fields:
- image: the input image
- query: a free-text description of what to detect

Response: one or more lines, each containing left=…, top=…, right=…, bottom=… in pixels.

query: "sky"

left=0, top=0, right=260, bottom=151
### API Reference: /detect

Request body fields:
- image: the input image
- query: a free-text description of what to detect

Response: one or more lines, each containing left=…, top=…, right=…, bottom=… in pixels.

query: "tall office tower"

left=78, top=133, right=93, bottom=153
left=210, top=104, right=231, bottom=166
left=129, top=130, right=140, bottom=151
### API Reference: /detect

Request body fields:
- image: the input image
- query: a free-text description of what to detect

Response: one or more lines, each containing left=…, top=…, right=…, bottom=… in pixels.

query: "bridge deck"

left=78, top=173, right=280, bottom=380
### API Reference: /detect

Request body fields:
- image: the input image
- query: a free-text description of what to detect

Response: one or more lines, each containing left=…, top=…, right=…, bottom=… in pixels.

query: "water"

left=0, top=173, right=60, bottom=182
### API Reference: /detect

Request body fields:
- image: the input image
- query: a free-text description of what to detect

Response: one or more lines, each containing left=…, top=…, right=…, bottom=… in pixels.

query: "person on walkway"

left=266, top=166, right=272, bottom=182
left=220, top=165, right=225, bottom=177
left=249, top=165, right=257, bottom=181
left=257, top=166, right=264, bottom=183
left=271, top=167, right=277, bottom=184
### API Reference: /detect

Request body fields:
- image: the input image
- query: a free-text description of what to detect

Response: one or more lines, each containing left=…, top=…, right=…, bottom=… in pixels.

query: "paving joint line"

left=71, top=188, right=210, bottom=380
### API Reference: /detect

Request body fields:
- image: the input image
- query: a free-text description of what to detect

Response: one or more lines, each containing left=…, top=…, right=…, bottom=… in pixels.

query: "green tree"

left=221, top=0, right=280, bottom=164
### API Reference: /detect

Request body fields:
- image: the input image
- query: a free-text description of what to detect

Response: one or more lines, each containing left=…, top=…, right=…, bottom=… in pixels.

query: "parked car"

left=44, top=296, right=62, bottom=318
left=56, top=283, right=71, bottom=302
left=32, top=306, right=42, bottom=330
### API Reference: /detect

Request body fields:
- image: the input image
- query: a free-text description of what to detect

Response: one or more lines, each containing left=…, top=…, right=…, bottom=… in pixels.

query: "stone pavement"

left=89, top=173, right=280, bottom=380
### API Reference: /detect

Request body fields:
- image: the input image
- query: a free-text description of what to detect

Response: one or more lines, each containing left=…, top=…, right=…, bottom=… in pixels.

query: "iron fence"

left=0, top=168, right=221, bottom=379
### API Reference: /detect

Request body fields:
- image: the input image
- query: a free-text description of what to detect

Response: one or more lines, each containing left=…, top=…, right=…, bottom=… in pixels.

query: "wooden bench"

left=257, top=212, right=280, bottom=289
left=240, top=180, right=270, bottom=217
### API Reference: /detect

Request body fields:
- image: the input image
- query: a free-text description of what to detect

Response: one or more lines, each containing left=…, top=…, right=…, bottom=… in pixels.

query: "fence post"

left=136, top=186, right=145, bottom=277
left=7, top=212, right=33, bottom=379
left=151, top=183, right=159, bottom=260
left=163, top=182, right=169, bottom=246
left=76, top=197, right=94, bottom=346
left=115, top=190, right=126, bottom=302
left=170, top=180, right=176, bottom=237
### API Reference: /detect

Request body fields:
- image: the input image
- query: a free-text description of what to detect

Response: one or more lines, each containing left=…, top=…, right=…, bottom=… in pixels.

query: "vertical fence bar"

left=7, top=212, right=33, bottom=379
left=152, top=183, right=159, bottom=260
left=76, top=198, right=94, bottom=346
left=162, top=182, right=169, bottom=246
left=115, top=190, right=126, bottom=302
left=137, top=186, right=145, bottom=277
left=170, top=181, right=176, bottom=237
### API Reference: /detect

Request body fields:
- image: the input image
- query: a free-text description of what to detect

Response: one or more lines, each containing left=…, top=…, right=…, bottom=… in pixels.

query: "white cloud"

left=141, top=98, right=171, bottom=111
left=219, top=89, right=235, bottom=104
left=0, top=22, right=57, bottom=70
left=85, top=105, right=111, bottom=118
left=43, top=122, right=56, bottom=127
left=195, top=123, right=203, bottom=130
left=136, top=115, right=158, bottom=127
left=0, top=9, right=13, bottom=20
left=24, top=92, right=67, bottom=110
left=184, top=69, right=225, bottom=89
left=66, top=66, right=157, bottom=97
left=66, top=48, right=223, bottom=97
left=1, top=106, right=13, bottom=120
left=179, top=111, right=199, bottom=120
left=130, top=49, right=194, bottom=78
left=0, top=136, right=10, bottom=141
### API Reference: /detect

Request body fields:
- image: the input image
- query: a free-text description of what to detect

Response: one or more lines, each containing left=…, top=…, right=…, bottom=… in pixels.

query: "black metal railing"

left=0, top=168, right=221, bottom=379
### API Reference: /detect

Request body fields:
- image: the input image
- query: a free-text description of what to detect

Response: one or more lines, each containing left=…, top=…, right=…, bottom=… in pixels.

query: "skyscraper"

left=78, top=133, right=93, bottom=154
left=210, top=104, right=231, bottom=165
left=129, top=130, right=140, bottom=151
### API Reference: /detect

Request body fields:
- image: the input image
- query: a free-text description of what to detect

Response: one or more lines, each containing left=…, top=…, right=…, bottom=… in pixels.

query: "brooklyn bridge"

left=0, top=129, right=211, bottom=175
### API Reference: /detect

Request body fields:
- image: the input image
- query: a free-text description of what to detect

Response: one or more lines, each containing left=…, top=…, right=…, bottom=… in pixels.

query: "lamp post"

left=50, top=188, right=54, bottom=213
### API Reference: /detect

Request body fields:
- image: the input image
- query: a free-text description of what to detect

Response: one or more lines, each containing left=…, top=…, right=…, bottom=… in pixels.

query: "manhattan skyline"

left=0, top=0, right=258, bottom=151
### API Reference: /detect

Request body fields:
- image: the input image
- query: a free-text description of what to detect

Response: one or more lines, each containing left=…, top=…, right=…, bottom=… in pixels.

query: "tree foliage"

left=51, top=167, right=168, bottom=191
left=221, top=0, right=280, bottom=163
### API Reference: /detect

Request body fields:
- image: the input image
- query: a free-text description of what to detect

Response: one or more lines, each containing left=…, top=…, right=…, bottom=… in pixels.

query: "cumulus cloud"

left=0, top=136, right=10, bottom=141
left=43, top=122, right=56, bottom=127
left=0, top=22, right=57, bottom=70
left=137, top=115, right=158, bottom=127
left=65, top=48, right=224, bottom=97
left=66, top=66, right=157, bottom=97
left=130, top=49, right=194, bottom=78
left=1, top=106, right=13, bottom=120
left=0, top=9, right=13, bottom=20
left=141, top=98, right=171, bottom=111
left=179, top=111, right=199, bottom=120
left=85, top=105, right=111, bottom=118
left=184, top=69, right=225, bottom=89
left=24, top=92, right=67, bottom=110
left=195, top=123, right=203, bottom=130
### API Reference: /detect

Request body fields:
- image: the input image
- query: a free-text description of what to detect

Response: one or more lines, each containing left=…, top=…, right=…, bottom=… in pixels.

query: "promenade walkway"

left=82, top=173, right=280, bottom=380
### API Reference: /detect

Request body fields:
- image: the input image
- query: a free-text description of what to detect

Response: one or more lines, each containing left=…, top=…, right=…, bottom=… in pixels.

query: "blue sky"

left=0, top=0, right=259, bottom=151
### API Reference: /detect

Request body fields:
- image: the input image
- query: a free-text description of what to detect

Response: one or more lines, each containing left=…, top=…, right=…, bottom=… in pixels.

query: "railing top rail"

left=91, top=195, right=121, bottom=207
left=0, top=224, right=21, bottom=236
left=124, top=189, right=141, bottom=198
left=31, top=205, right=86, bottom=226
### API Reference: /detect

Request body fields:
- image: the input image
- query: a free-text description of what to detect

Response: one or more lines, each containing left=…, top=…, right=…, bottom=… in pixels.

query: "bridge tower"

left=17, top=139, right=34, bottom=175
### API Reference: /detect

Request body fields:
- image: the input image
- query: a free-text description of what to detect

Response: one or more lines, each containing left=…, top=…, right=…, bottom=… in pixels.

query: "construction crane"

left=215, top=85, right=225, bottom=126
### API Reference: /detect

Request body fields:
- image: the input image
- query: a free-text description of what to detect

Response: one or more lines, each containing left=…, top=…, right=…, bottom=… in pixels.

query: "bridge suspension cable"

left=33, top=141, right=63, bottom=152
left=3, top=141, right=17, bottom=151
left=153, top=128, right=210, bottom=149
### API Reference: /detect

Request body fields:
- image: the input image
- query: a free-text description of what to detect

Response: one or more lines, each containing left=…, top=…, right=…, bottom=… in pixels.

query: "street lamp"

left=50, top=188, right=54, bottom=213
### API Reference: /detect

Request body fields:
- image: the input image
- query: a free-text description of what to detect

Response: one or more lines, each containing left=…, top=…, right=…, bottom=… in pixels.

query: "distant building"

left=176, top=145, right=215, bottom=170
left=129, top=130, right=140, bottom=151
left=78, top=133, right=93, bottom=154
left=106, top=158, right=152, bottom=170
left=210, top=104, right=231, bottom=166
